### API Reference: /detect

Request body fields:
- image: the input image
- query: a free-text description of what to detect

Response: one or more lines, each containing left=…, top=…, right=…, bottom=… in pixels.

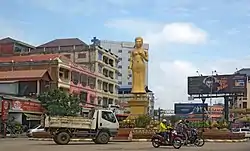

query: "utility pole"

left=158, top=107, right=161, bottom=121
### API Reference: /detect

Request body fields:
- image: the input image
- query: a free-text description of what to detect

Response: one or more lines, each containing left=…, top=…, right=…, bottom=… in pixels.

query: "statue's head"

left=134, top=37, right=143, bottom=48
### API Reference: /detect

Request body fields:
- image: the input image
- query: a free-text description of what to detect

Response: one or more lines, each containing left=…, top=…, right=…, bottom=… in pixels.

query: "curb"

left=131, top=139, right=248, bottom=143
left=28, top=138, right=248, bottom=143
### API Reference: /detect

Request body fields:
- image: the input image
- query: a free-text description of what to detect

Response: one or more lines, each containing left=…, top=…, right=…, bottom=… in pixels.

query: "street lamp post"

left=197, top=70, right=206, bottom=132
left=202, top=98, right=206, bottom=132
left=210, top=70, right=217, bottom=106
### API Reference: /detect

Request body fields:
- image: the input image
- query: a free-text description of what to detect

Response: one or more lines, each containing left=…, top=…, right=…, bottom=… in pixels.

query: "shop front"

left=8, top=98, right=43, bottom=128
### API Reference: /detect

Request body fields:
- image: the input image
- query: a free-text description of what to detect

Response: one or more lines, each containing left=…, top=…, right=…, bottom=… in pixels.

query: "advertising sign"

left=11, top=100, right=42, bottom=113
left=1, top=100, right=10, bottom=121
left=174, top=103, right=208, bottom=115
left=188, top=74, right=247, bottom=95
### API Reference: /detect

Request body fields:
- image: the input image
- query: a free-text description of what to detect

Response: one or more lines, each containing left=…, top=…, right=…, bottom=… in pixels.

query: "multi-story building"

left=0, top=54, right=97, bottom=106
left=100, top=40, right=149, bottom=87
left=35, top=38, right=119, bottom=106
left=0, top=37, right=35, bottom=56
left=235, top=68, right=250, bottom=109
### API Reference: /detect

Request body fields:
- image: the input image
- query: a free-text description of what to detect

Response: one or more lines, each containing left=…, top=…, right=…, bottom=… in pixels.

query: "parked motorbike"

left=151, top=129, right=183, bottom=149
left=179, top=128, right=205, bottom=147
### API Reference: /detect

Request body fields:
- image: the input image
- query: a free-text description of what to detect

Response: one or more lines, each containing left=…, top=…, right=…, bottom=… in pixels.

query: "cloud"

left=105, top=19, right=208, bottom=46
left=153, top=56, right=250, bottom=109
left=144, top=22, right=207, bottom=46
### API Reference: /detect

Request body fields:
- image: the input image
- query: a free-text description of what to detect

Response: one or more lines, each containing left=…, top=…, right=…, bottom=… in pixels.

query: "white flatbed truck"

left=41, top=108, right=119, bottom=145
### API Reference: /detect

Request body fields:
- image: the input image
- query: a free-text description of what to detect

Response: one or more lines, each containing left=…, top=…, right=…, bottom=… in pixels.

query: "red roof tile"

left=0, top=54, right=61, bottom=63
left=0, top=69, right=51, bottom=80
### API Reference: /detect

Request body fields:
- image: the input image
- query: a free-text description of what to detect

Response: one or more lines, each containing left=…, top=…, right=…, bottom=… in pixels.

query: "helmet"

left=162, top=119, right=167, bottom=122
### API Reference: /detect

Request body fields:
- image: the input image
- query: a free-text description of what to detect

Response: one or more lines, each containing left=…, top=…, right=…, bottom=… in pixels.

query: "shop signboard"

left=1, top=100, right=10, bottom=121
left=11, top=100, right=42, bottom=113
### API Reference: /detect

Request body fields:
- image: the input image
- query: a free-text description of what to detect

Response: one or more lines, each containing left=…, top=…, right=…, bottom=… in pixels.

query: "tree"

left=134, top=115, right=151, bottom=128
left=38, top=89, right=81, bottom=116
left=168, top=115, right=181, bottom=125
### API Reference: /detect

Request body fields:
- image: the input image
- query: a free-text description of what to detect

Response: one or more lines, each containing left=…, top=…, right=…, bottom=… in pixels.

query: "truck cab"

left=42, top=108, right=119, bottom=145
left=89, top=108, right=119, bottom=136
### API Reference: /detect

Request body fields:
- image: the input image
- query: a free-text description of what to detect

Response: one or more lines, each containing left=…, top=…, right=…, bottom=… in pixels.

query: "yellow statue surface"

left=129, top=37, right=148, bottom=94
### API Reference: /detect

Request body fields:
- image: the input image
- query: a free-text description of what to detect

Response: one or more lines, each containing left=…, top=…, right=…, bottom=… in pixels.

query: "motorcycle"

left=179, top=128, right=205, bottom=147
left=151, top=129, right=183, bottom=149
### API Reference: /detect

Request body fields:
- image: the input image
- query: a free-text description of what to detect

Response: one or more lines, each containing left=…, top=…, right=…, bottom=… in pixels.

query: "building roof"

left=0, top=54, right=61, bottom=63
left=236, top=68, right=250, bottom=76
left=0, top=37, right=35, bottom=48
left=0, top=69, right=52, bottom=81
left=37, top=38, right=88, bottom=48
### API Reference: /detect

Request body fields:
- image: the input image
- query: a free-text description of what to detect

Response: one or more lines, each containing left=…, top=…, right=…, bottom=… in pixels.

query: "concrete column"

left=37, top=80, right=40, bottom=95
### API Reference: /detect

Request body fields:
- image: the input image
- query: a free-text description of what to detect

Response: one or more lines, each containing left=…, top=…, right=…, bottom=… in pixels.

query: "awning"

left=24, top=113, right=41, bottom=121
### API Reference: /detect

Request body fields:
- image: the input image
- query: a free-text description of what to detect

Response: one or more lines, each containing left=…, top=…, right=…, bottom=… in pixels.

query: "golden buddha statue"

left=128, top=37, right=148, bottom=94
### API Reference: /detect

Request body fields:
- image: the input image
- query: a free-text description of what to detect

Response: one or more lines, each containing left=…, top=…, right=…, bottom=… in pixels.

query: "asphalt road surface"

left=0, top=138, right=250, bottom=151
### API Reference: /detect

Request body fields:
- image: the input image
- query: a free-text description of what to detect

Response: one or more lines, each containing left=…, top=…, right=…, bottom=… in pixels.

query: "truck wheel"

left=53, top=135, right=60, bottom=145
left=95, top=132, right=110, bottom=144
left=55, top=132, right=70, bottom=145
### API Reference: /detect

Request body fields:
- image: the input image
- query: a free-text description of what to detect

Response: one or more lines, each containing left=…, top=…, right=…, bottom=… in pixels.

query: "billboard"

left=188, top=74, right=247, bottom=95
left=174, top=103, right=208, bottom=115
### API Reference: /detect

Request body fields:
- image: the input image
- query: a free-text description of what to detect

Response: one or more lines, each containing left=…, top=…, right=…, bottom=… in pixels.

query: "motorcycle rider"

left=175, top=119, right=190, bottom=145
left=159, top=119, right=173, bottom=141
left=182, top=119, right=191, bottom=145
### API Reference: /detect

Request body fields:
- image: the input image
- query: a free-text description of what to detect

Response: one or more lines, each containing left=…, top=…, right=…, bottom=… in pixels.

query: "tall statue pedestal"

left=127, top=94, right=149, bottom=119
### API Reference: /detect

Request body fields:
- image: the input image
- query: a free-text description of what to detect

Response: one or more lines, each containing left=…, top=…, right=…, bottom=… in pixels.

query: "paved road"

left=0, top=138, right=249, bottom=151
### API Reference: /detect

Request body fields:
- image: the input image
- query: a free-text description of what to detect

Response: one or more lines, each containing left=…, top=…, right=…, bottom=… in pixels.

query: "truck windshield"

left=102, top=111, right=116, bottom=123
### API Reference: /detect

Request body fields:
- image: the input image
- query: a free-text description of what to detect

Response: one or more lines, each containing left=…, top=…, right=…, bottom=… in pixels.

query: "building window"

left=64, top=54, right=71, bottom=59
left=128, top=51, right=131, bottom=53
left=98, top=52, right=102, bottom=60
left=88, top=77, right=96, bottom=89
left=90, top=96, right=95, bottom=104
left=71, top=71, right=80, bottom=85
left=103, top=98, right=108, bottom=107
left=78, top=53, right=86, bottom=58
left=243, top=102, right=247, bottom=109
left=98, top=64, right=102, bottom=73
left=80, top=91, right=87, bottom=103
left=97, top=97, right=102, bottom=105
left=128, top=82, right=132, bottom=85
left=59, top=68, right=69, bottom=80
left=118, top=81, right=122, bottom=85
left=118, top=58, right=122, bottom=61
left=118, top=49, right=122, bottom=53
left=108, top=99, right=113, bottom=105
left=118, top=65, right=122, bottom=68
left=80, top=74, right=88, bottom=87
left=118, top=72, right=122, bottom=76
